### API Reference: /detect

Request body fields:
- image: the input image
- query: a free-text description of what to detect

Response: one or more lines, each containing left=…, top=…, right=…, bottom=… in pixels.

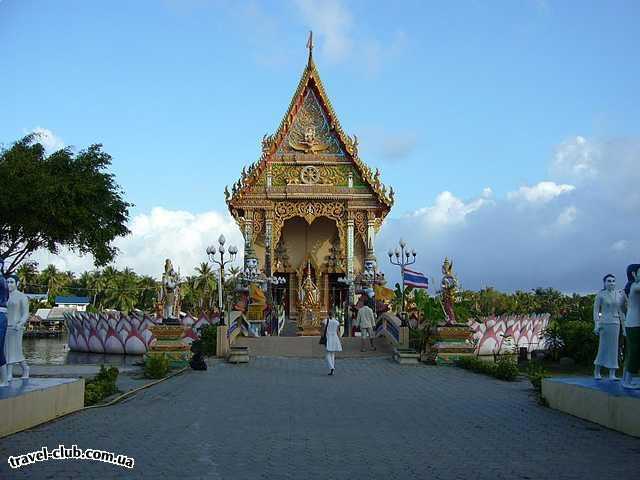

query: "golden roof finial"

left=306, top=30, right=314, bottom=63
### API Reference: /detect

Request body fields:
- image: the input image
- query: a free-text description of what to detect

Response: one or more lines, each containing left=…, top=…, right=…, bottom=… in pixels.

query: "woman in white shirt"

left=322, top=315, right=342, bottom=375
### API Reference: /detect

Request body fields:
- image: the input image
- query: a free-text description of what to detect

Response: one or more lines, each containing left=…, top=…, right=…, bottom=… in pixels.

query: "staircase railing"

left=375, top=312, right=401, bottom=344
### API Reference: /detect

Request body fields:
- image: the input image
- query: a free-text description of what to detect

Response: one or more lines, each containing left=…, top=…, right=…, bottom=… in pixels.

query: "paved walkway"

left=1, top=357, right=639, bottom=479
left=234, top=335, right=392, bottom=357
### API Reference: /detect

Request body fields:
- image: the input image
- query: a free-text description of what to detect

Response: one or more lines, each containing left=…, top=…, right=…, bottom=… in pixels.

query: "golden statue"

left=298, top=264, right=321, bottom=334
left=289, top=126, right=329, bottom=154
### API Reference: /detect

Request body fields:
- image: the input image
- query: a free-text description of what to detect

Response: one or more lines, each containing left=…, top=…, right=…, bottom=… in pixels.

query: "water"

left=22, top=335, right=142, bottom=367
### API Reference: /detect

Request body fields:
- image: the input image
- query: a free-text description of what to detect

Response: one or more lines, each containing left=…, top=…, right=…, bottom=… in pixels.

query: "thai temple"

left=225, top=34, right=394, bottom=328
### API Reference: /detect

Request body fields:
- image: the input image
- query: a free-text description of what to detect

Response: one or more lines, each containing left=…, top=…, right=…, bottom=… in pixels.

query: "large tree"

left=0, top=134, right=131, bottom=274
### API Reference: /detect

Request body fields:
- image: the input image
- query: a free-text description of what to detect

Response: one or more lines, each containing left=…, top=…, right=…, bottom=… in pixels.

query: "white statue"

left=622, top=263, right=640, bottom=389
left=0, top=259, right=8, bottom=387
left=593, top=274, right=624, bottom=380
left=161, top=259, right=180, bottom=320
left=4, top=275, right=29, bottom=381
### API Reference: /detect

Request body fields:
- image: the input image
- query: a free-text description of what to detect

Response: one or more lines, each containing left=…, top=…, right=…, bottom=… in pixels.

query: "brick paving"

left=1, top=357, right=639, bottom=480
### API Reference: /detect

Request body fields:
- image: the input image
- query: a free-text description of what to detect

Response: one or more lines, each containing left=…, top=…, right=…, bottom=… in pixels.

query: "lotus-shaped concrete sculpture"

left=65, top=311, right=220, bottom=355
left=468, top=314, right=550, bottom=356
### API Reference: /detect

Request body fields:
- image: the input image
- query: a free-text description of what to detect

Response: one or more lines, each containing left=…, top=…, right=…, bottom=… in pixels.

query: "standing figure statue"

left=160, top=259, right=181, bottom=320
left=622, top=264, right=640, bottom=389
left=5, top=275, right=30, bottom=381
left=298, top=267, right=321, bottom=331
left=593, top=274, right=625, bottom=380
left=440, top=257, right=458, bottom=325
left=0, top=259, right=9, bottom=387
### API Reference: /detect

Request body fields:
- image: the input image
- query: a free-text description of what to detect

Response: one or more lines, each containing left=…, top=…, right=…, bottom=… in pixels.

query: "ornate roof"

left=226, top=36, right=394, bottom=218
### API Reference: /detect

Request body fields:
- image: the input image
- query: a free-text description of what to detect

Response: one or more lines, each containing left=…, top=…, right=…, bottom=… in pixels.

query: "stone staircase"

left=232, top=335, right=392, bottom=358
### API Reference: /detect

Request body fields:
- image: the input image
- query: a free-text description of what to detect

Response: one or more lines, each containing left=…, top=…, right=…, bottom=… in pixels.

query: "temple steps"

left=232, top=336, right=392, bottom=358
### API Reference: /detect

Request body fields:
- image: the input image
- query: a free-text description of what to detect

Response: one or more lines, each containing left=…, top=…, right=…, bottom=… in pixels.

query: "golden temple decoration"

left=283, top=90, right=342, bottom=155
left=354, top=211, right=367, bottom=243
left=255, top=164, right=363, bottom=188
left=226, top=42, right=394, bottom=214
left=225, top=36, right=396, bottom=317
left=296, top=259, right=322, bottom=335
left=252, top=210, right=265, bottom=237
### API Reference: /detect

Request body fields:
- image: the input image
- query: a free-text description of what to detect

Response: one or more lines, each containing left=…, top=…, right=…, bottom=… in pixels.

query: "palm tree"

left=102, top=269, right=138, bottom=312
left=137, top=275, right=158, bottom=311
left=16, top=261, right=38, bottom=293
left=40, top=264, right=69, bottom=303
left=194, top=262, right=217, bottom=312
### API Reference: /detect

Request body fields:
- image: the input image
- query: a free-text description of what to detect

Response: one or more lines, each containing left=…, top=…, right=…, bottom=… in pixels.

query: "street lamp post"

left=206, top=234, right=238, bottom=326
left=387, top=238, right=417, bottom=326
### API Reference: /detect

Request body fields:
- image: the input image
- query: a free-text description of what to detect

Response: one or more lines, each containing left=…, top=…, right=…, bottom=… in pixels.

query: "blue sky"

left=1, top=0, right=639, bottom=292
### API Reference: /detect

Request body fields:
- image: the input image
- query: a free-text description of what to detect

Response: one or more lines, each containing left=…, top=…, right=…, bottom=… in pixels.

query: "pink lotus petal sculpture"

left=64, top=311, right=220, bottom=355
left=468, top=314, right=550, bottom=356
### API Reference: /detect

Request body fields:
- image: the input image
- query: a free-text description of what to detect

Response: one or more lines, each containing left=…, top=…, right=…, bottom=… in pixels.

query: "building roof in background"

left=55, top=296, right=90, bottom=305
left=26, top=293, right=48, bottom=302
left=34, top=308, right=51, bottom=320
left=47, top=307, right=76, bottom=320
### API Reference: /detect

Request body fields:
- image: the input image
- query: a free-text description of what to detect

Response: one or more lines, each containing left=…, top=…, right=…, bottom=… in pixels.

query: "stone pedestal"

left=146, top=323, right=190, bottom=368
left=296, top=311, right=322, bottom=336
left=543, top=377, right=640, bottom=437
left=399, top=326, right=410, bottom=348
left=393, top=347, right=420, bottom=365
left=217, top=325, right=229, bottom=358
left=433, top=323, right=475, bottom=364
left=227, top=346, right=249, bottom=364
left=0, top=378, right=84, bottom=438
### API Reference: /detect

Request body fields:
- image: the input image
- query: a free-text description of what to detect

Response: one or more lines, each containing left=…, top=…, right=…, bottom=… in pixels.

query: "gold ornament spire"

left=306, top=30, right=314, bottom=63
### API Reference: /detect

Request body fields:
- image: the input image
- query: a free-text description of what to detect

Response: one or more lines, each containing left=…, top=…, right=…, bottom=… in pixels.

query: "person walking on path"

left=322, top=315, right=342, bottom=375
left=356, top=303, right=377, bottom=352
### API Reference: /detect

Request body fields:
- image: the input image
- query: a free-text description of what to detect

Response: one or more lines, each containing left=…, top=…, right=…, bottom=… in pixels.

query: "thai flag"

left=403, top=268, right=429, bottom=289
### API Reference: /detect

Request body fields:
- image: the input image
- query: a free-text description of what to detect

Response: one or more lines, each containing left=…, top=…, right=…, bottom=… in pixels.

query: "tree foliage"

left=0, top=134, right=131, bottom=273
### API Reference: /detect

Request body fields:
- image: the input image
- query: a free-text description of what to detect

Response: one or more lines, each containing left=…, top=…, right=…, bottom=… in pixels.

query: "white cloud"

left=294, top=0, right=353, bottom=63
left=611, top=240, right=629, bottom=252
left=377, top=135, right=640, bottom=293
left=409, top=189, right=493, bottom=228
left=32, top=207, right=244, bottom=280
left=550, top=136, right=599, bottom=182
left=507, top=181, right=575, bottom=203
left=28, top=127, right=65, bottom=153
left=555, top=205, right=577, bottom=226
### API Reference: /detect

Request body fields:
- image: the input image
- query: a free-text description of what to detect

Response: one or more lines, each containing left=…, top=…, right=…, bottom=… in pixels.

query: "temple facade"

left=226, top=38, right=393, bottom=325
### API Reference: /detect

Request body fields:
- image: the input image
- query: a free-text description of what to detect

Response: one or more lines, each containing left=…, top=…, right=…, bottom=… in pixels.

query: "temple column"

left=323, top=272, right=329, bottom=317
left=243, top=210, right=254, bottom=253
left=265, top=210, right=273, bottom=277
left=346, top=212, right=355, bottom=337
left=347, top=213, right=355, bottom=278
left=367, top=211, right=376, bottom=255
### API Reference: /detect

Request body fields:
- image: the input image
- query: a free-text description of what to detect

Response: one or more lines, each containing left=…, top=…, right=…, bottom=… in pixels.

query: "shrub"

left=543, top=322, right=563, bottom=361
left=527, top=361, right=548, bottom=394
left=191, top=324, right=217, bottom=356
left=558, top=321, right=597, bottom=365
left=95, top=365, right=119, bottom=386
left=144, top=354, right=170, bottom=379
left=84, top=365, right=119, bottom=406
left=456, top=355, right=519, bottom=381
left=493, top=356, right=520, bottom=381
